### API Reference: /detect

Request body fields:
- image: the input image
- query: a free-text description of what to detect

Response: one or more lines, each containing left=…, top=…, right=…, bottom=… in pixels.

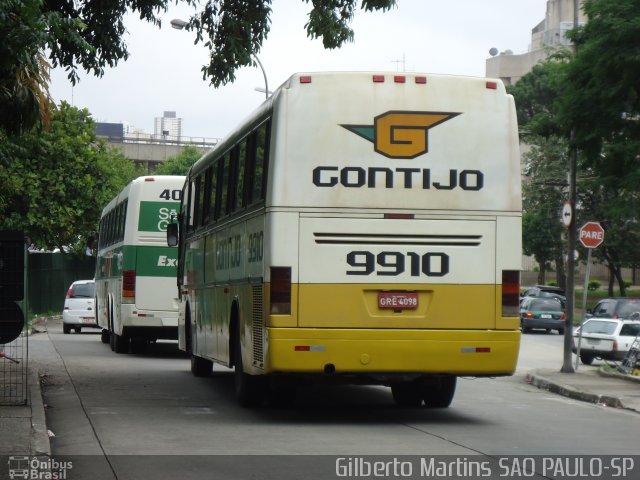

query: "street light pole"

left=252, top=55, right=269, bottom=100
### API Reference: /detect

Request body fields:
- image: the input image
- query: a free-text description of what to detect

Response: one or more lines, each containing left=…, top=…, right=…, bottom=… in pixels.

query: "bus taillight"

left=123, top=269, right=136, bottom=300
left=502, top=270, right=520, bottom=317
left=270, top=267, right=291, bottom=315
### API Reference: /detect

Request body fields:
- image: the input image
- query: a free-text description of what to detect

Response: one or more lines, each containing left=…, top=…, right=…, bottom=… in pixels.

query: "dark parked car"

left=520, top=297, right=566, bottom=334
left=586, top=298, right=640, bottom=319
left=520, top=285, right=566, bottom=308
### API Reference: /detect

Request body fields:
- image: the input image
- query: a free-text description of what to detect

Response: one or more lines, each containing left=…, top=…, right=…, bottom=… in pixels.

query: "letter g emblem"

left=374, top=111, right=459, bottom=159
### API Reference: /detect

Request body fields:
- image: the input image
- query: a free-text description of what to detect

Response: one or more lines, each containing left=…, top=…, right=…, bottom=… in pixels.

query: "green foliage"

left=511, top=2, right=640, bottom=293
left=0, top=101, right=141, bottom=253
left=588, top=280, right=601, bottom=291
left=507, top=54, right=571, bottom=138
left=1, top=0, right=397, bottom=133
left=562, top=0, right=640, bottom=161
left=0, top=0, right=53, bottom=134
left=520, top=135, right=567, bottom=276
left=154, top=146, right=202, bottom=175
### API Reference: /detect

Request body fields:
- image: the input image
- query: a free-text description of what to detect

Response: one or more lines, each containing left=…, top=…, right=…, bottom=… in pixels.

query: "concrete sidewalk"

left=525, top=367, right=640, bottom=412
left=2, top=321, right=639, bottom=460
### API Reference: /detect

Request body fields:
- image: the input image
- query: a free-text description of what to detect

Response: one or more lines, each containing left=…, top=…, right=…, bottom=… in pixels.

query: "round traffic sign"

left=561, top=202, right=572, bottom=228
left=579, top=222, right=605, bottom=249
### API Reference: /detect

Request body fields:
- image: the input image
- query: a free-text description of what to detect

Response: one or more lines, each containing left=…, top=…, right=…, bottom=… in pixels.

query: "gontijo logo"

left=341, top=111, right=460, bottom=159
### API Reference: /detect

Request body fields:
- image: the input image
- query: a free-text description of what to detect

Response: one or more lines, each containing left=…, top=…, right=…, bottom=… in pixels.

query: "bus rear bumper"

left=122, top=305, right=178, bottom=328
left=266, top=328, right=520, bottom=376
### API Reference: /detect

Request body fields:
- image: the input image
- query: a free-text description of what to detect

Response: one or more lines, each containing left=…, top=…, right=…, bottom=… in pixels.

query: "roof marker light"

left=373, top=75, right=385, bottom=83
left=394, top=75, right=406, bottom=83
left=384, top=213, right=414, bottom=219
left=299, top=76, right=312, bottom=84
left=144, top=177, right=155, bottom=182
left=486, top=81, right=498, bottom=90
left=415, top=76, right=427, bottom=84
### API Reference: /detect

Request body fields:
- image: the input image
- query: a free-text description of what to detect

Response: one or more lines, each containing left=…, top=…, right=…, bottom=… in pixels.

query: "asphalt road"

left=28, top=319, right=640, bottom=479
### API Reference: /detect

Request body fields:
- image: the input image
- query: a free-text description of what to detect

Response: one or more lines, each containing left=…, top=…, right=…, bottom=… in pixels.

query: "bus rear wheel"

left=391, top=382, right=423, bottom=407
left=191, top=354, right=213, bottom=377
left=112, top=332, right=130, bottom=354
left=234, top=335, right=265, bottom=407
left=421, top=376, right=456, bottom=408
left=101, top=329, right=110, bottom=344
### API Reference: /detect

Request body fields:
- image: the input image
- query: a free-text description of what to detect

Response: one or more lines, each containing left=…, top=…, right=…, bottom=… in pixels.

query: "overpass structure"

left=100, top=133, right=219, bottom=173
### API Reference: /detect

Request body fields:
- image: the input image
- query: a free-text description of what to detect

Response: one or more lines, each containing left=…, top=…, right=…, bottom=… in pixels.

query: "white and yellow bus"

left=96, top=175, right=184, bottom=353
left=168, top=72, right=522, bottom=407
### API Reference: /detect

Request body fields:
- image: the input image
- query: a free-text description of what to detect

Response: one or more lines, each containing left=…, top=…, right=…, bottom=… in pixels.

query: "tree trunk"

left=614, top=264, right=626, bottom=296
left=555, top=255, right=566, bottom=291
left=537, top=262, right=546, bottom=285
left=608, top=263, right=615, bottom=297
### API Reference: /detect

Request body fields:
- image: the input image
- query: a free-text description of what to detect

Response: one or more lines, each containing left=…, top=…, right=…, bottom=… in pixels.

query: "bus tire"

left=100, top=329, right=110, bottom=344
left=268, top=378, right=299, bottom=407
left=234, top=334, right=265, bottom=407
left=108, top=301, right=116, bottom=351
left=191, top=354, right=213, bottom=377
left=113, top=333, right=130, bottom=354
left=131, top=338, right=147, bottom=354
left=421, top=376, right=456, bottom=408
left=391, top=382, right=423, bottom=407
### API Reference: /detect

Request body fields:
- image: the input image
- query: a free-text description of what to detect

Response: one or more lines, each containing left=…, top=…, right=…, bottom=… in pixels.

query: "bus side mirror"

left=167, top=223, right=178, bottom=247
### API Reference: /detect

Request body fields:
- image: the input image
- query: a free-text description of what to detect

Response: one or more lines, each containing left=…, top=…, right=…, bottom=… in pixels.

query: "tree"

left=0, top=0, right=397, bottom=134
left=509, top=59, right=571, bottom=288
left=0, top=101, right=142, bottom=253
left=560, top=0, right=640, bottom=293
left=521, top=136, right=568, bottom=288
left=0, top=1, right=53, bottom=134
left=154, top=146, right=202, bottom=175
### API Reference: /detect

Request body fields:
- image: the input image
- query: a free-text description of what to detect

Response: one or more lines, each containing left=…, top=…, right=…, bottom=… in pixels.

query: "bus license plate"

left=378, top=292, right=418, bottom=310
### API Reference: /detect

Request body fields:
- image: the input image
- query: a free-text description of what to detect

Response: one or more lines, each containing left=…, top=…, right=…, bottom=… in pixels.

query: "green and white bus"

left=96, top=175, right=184, bottom=353
left=169, top=72, right=522, bottom=407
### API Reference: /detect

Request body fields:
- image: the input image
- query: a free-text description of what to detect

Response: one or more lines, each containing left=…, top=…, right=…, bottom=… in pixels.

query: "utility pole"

left=561, top=0, right=580, bottom=373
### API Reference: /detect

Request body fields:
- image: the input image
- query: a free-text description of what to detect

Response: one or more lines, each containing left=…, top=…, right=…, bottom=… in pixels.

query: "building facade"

left=154, top=111, right=183, bottom=141
left=486, top=0, right=587, bottom=85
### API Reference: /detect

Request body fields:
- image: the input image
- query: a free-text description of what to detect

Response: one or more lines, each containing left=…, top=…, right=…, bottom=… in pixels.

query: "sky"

left=49, top=0, right=549, bottom=140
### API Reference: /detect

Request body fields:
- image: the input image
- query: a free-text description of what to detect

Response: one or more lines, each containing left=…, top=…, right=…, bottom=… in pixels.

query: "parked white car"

left=62, top=280, right=98, bottom=334
left=572, top=318, right=640, bottom=365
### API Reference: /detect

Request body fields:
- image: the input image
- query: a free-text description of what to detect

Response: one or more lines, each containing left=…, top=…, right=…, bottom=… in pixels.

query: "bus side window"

left=228, top=145, right=240, bottom=213
left=252, top=120, right=271, bottom=204
left=187, top=180, right=196, bottom=232
left=202, top=167, right=212, bottom=224
left=209, top=164, right=218, bottom=224
left=244, top=131, right=257, bottom=204
left=235, top=139, right=248, bottom=211
left=219, top=154, right=231, bottom=218
left=193, top=176, right=203, bottom=229
left=119, top=200, right=128, bottom=242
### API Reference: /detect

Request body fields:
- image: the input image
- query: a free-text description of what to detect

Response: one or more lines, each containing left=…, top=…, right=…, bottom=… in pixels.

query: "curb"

left=524, top=372, right=625, bottom=410
left=29, top=368, right=51, bottom=457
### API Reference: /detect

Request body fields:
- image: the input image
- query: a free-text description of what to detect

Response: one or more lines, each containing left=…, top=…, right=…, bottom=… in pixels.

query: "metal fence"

left=0, top=231, right=28, bottom=406
left=0, top=329, right=27, bottom=406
